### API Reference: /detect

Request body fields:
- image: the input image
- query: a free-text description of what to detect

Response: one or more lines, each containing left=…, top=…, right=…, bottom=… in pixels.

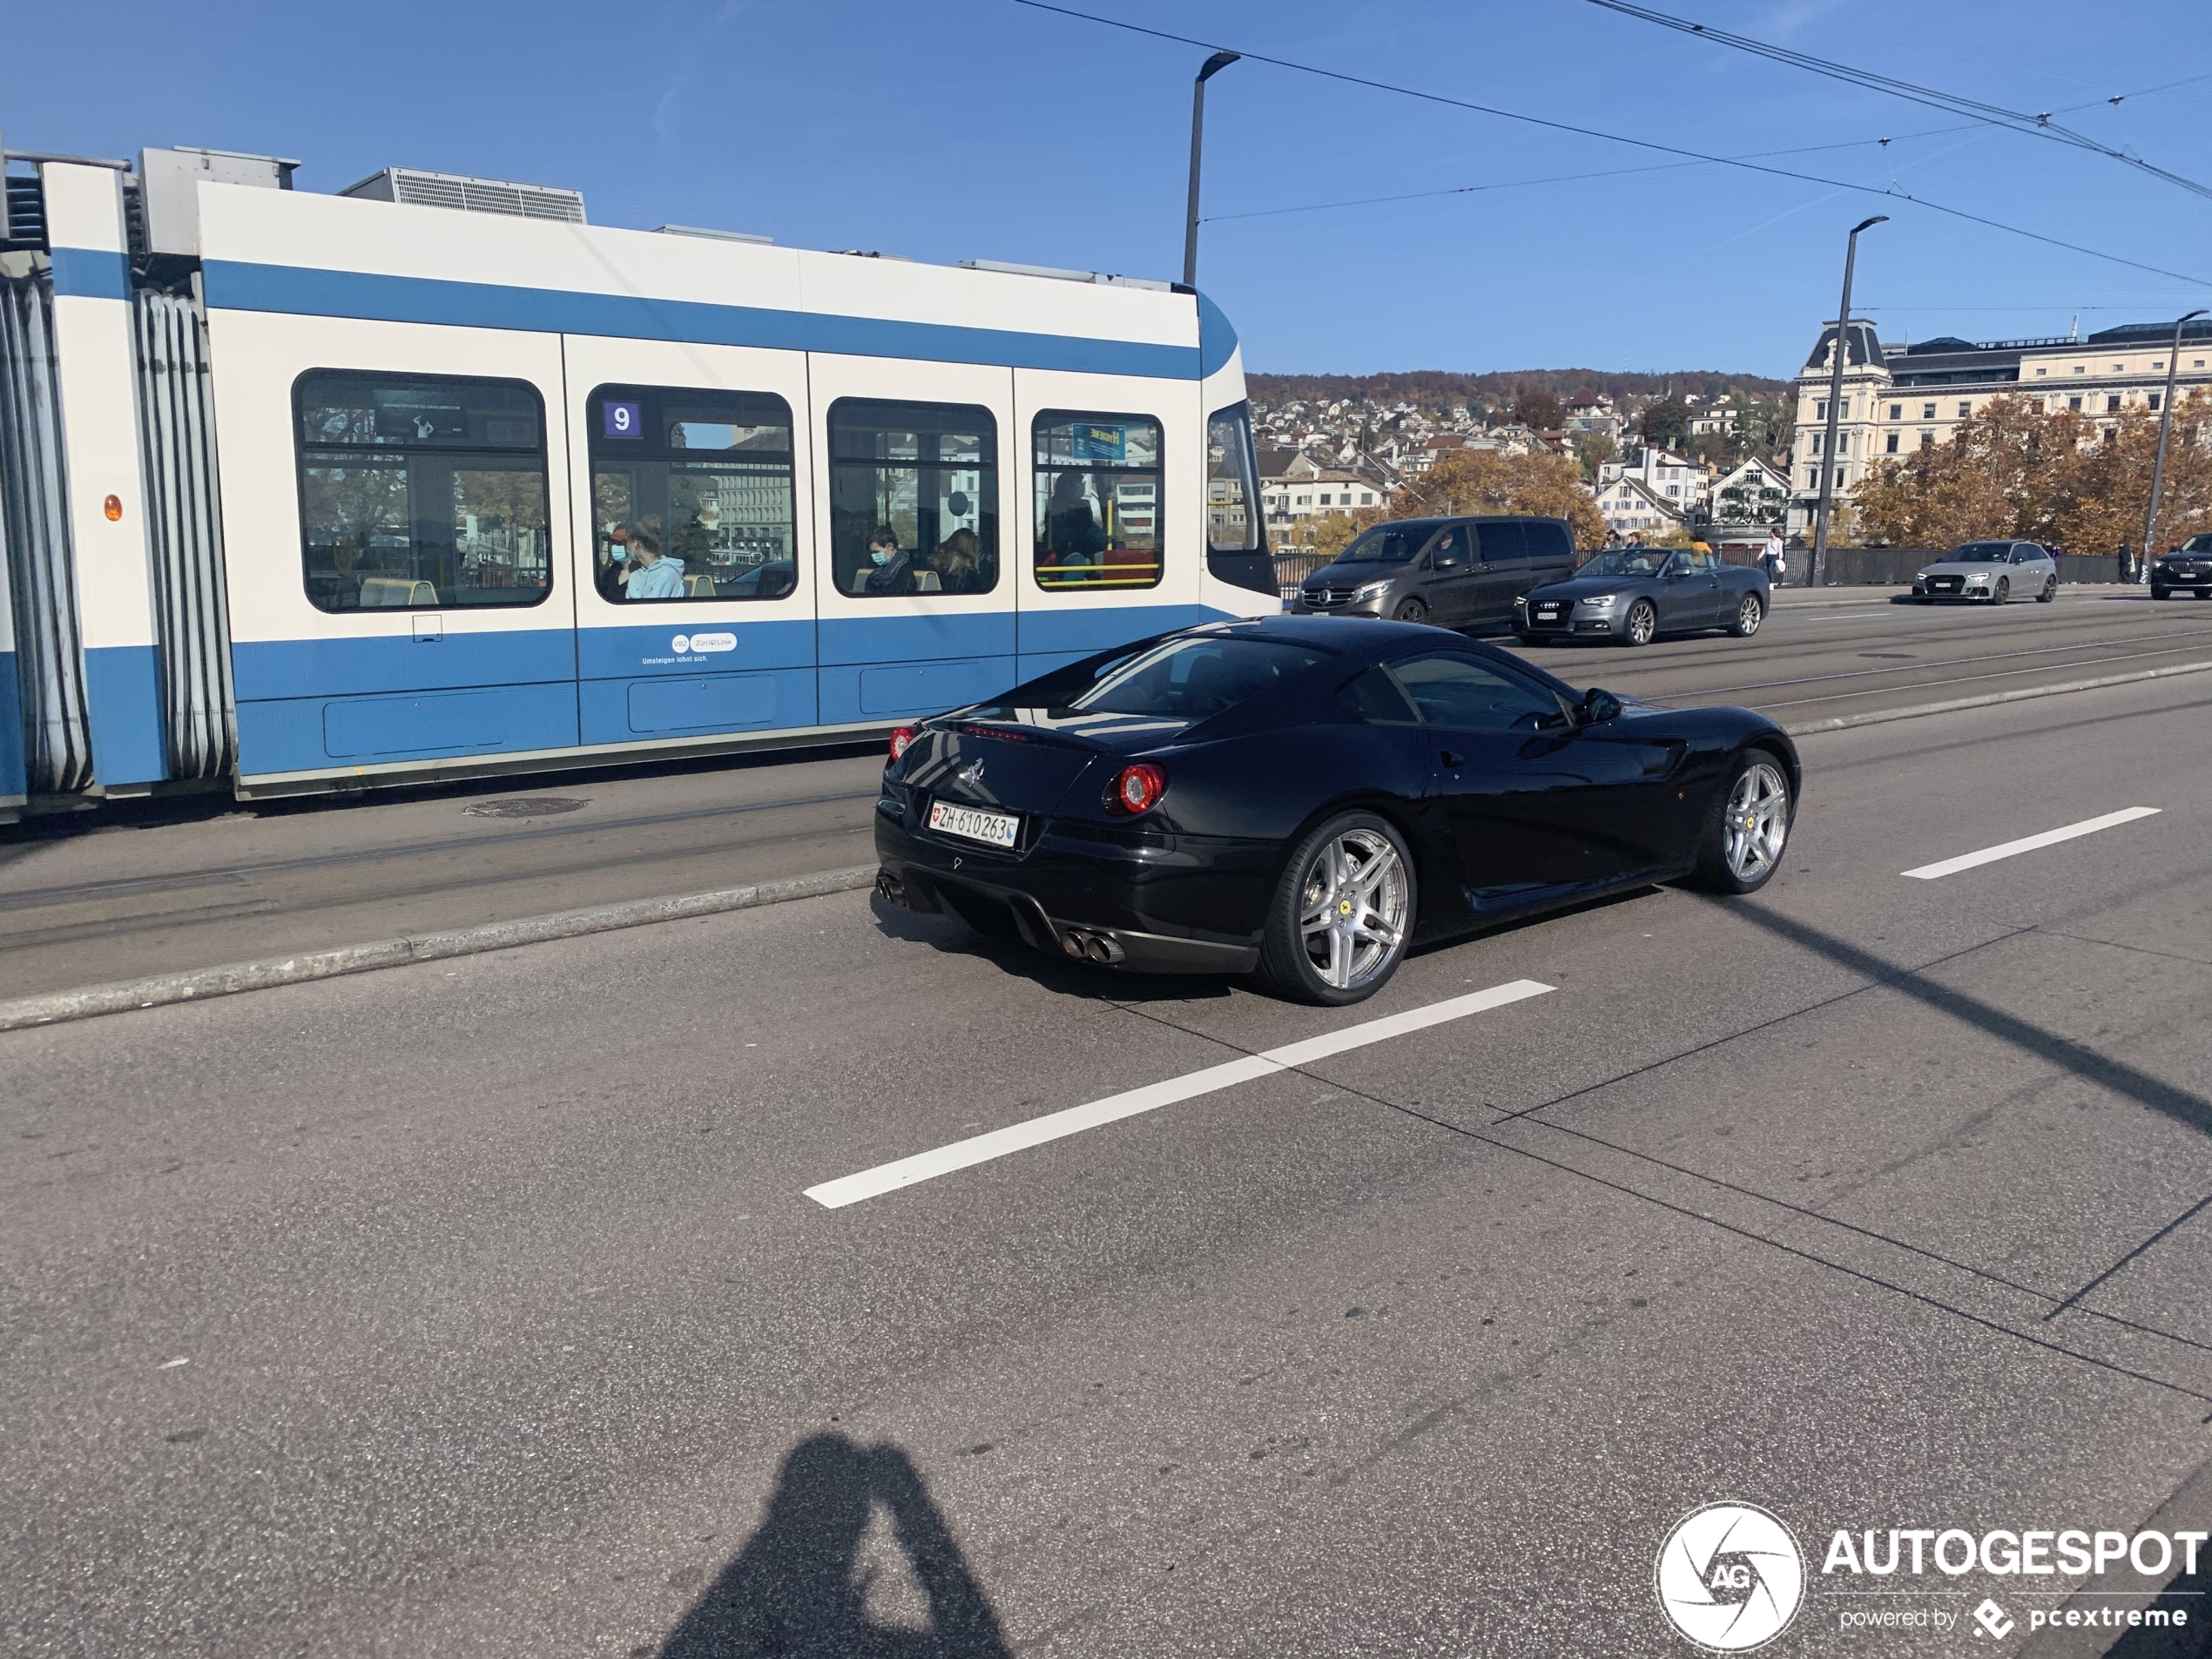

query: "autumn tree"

left=1639, top=396, right=1691, bottom=451
left=1735, top=395, right=1795, bottom=462
left=1569, top=431, right=1618, bottom=482
left=1388, top=448, right=1606, bottom=547
left=1853, top=391, right=2212, bottom=553
left=1513, top=389, right=1564, bottom=431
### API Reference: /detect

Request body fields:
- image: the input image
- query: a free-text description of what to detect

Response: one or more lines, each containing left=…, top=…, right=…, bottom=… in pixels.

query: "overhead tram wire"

left=1006, top=0, right=2212, bottom=287
left=1202, top=120, right=2016, bottom=226
left=1582, top=0, right=2212, bottom=204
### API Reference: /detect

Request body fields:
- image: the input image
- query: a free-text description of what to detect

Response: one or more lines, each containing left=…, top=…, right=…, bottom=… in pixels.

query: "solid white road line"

left=1901, top=807, right=2161, bottom=880
left=804, top=977, right=1557, bottom=1209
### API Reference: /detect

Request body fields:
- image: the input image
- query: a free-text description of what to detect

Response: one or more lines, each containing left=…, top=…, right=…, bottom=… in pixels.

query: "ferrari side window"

left=1336, top=665, right=1420, bottom=725
left=1389, top=652, right=1569, bottom=732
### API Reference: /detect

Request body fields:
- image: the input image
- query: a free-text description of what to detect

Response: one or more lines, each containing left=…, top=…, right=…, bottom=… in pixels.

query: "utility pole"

left=1808, top=216, right=1885, bottom=590
left=2140, top=307, right=2207, bottom=583
left=1182, top=51, right=1240, bottom=291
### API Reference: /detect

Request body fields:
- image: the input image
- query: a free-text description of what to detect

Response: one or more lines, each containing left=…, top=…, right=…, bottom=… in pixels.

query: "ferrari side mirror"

left=1579, top=687, right=1624, bottom=725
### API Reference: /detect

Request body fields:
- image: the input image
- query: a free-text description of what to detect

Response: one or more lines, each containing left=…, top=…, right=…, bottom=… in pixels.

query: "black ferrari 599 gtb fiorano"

left=873, top=617, right=1799, bottom=1005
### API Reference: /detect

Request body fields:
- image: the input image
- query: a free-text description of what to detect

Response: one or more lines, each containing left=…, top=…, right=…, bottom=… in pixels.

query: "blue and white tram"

left=0, top=150, right=1278, bottom=818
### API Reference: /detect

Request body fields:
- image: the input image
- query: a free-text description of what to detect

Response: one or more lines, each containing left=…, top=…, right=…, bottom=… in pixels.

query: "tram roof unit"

left=190, top=172, right=1241, bottom=384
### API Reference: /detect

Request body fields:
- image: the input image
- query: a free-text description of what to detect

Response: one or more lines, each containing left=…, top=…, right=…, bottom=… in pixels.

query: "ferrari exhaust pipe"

left=1059, top=927, right=1127, bottom=966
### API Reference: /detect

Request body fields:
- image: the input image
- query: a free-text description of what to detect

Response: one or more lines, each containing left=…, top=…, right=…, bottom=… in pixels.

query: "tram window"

left=1033, top=412, right=1163, bottom=591
left=827, top=399, right=998, bottom=597
left=295, top=371, right=550, bottom=611
left=1205, top=401, right=1263, bottom=554
left=1204, top=399, right=1278, bottom=597
left=587, top=385, right=795, bottom=603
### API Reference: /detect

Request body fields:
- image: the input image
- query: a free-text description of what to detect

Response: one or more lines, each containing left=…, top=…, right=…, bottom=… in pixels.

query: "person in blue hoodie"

left=618, top=527, right=686, bottom=600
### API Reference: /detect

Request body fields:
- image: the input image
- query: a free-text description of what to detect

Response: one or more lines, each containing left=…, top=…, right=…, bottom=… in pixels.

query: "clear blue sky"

left=8, top=0, right=2209, bottom=381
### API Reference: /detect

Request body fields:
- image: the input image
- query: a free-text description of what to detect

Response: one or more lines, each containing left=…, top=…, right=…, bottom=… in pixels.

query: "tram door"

left=209, top=311, right=582, bottom=784
left=805, top=355, right=1019, bottom=723
left=559, top=338, right=818, bottom=746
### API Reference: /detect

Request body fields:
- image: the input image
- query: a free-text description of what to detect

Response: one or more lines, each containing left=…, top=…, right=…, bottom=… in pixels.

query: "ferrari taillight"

left=888, top=725, right=917, bottom=764
left=1109, top=763, right=1167, bottom=815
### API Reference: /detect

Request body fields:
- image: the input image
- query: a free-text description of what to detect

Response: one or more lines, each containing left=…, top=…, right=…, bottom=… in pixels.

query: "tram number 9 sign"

left=602, top=401, right=643, bottom=439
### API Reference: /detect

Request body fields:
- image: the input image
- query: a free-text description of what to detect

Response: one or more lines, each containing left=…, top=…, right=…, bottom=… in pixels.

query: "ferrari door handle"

left=1440, top=749, right=1465, bottom=769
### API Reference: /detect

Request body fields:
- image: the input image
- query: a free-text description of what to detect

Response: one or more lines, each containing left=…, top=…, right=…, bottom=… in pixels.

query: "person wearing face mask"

left=617, top=527, right=686, bottom=600
left=860, top=524, right=919, bottom=595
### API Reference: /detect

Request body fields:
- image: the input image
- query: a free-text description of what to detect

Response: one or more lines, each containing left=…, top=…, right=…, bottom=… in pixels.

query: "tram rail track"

left=0, top=786, right=878, bottom=916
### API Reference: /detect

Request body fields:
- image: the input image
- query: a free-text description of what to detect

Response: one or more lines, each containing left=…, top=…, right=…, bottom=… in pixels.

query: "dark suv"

left=1289, top=516, right=1578, bottom=631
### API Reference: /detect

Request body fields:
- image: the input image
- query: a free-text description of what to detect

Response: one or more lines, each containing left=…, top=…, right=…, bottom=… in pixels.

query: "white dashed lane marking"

left=804, top=978, right=1556, bottom=1208
left=1901, top=807, right=2161, bottom=880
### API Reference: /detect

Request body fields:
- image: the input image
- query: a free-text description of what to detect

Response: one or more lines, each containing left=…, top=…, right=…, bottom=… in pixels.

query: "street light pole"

left=1182, top=51, right=1240, bottom=291
left=1808, top=215, right=1886, bottom=591
left=2139, top=307, right=2207, bottom=583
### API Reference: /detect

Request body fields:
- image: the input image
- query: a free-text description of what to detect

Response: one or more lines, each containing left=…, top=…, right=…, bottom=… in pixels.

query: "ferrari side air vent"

left=340, top=167, right=585, bottom=224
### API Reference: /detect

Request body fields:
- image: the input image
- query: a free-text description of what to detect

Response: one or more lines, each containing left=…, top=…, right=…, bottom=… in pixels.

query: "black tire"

left=1729, top=592, right=1764, bottom=637
left=1685, top=750, right=1792, bottom=896
left=1514, top=631, right=1553, bottom=647
left=2152, top=586, right=2171, bottom=601
left=1619, top=598, right=1658, bottom=647
left=1393, top=597, right=1429, bottom=624
left=1993, top=576, right=2010, bottom=604
left=1255, top=811, right=1417, bottom=1007
left=2036, top=576, right=2057, bottom=603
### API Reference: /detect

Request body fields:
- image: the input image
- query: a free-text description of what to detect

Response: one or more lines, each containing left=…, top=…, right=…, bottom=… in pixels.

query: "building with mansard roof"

left=1787, top=317, right=2212, bottom=537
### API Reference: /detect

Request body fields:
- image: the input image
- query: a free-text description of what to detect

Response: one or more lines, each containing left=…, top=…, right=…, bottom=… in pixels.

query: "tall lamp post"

left=1808, top=215, right=1886, bottom=591
left=2139, top=307, right=2208, bottom=583
left=1182, top=51, right=1240, bottom=290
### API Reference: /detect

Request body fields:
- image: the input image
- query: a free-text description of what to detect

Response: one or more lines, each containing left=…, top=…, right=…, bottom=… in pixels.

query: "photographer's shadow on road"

left=657, top=1433, right=1012, bottom=1659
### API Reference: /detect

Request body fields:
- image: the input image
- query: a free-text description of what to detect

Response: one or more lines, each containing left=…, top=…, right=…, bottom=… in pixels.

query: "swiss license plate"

left=928, top=800, right=1020, bottom=848
left=1535, top=605, right=1563, bottom=620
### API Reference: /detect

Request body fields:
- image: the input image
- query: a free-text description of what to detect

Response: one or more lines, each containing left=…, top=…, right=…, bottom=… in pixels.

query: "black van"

left=1288, top=516, right=1579, bottom=631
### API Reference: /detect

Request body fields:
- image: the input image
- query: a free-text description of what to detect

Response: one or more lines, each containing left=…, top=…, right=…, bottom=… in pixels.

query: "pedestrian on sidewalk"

left=1762, top=527, right=1786, bottom=587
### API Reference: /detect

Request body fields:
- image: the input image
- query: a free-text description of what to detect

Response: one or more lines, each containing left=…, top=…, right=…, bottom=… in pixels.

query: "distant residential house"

left=1709, top=457, right=1791, bottom=528
left=1258, top=450, right=1389, bottom=545
left=1595, top=477, right=1685, bottom=537
left=1398, top=433, right=1467, bottom=476
left=1597, top=447, right=1710, bottom=510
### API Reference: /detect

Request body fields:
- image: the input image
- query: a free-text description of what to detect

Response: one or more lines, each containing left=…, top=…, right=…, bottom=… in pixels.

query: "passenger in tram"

left=929, top=529, right=984, bottom=594
left=1045, top=470, right=1106, bottom=572
left=617, top=527, right=687, bottom=600
left=861, top=524, right=920, bottom=595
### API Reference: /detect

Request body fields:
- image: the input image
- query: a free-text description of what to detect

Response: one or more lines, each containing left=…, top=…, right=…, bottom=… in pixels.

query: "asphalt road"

left=3, top=585, right=2206, bottom=1003
left=3, top=664, right=2208, bottom=1656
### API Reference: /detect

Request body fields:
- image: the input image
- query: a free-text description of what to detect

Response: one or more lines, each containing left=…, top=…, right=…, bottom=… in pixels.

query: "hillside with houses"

left=1246, top=368, right=1797, bottom=554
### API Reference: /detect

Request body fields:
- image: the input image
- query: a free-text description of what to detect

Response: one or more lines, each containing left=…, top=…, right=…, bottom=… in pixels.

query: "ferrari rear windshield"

left=1946, top=543, right=2015, bottom=562
left=1069, top=637, right=1329, bottom=720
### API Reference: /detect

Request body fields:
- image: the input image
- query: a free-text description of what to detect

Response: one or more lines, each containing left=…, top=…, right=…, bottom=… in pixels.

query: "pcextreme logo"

left=1656, top=1502, right=1807, bottom=1652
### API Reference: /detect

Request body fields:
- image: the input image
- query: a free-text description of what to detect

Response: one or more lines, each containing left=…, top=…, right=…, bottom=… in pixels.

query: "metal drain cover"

left=462, top=797, right=591, bottom=819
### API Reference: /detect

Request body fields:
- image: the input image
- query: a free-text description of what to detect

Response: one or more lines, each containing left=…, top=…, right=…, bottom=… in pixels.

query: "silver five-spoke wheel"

left=1297, top=827, right=1410, bottom=992
left=1723, top=759, right=1790, bottom=883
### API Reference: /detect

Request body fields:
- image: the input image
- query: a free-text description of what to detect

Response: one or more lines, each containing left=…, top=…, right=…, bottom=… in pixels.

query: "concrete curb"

left=1780, top=658, right=2212, bottom=738
left=0, top=866, right=880, bottom=1034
